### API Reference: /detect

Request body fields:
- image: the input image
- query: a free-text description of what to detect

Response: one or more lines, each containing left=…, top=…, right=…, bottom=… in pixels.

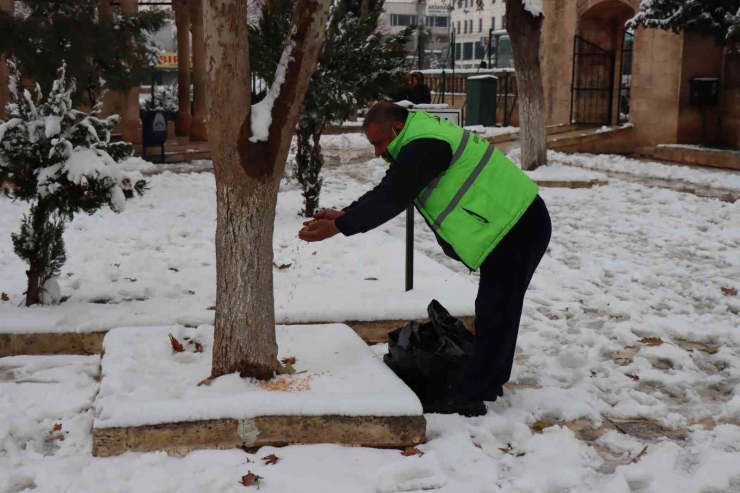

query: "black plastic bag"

left=383, top=300, right=475, bottom=405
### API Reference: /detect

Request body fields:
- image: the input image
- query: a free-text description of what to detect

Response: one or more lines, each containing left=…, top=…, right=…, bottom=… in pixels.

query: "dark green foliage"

left=250, top=0, right=414, bottom=216
left=0, top=60, right=146, bottom=305
left=0, top=0, right=170, bottom=106
left=628, top=0, right=740, bottom=48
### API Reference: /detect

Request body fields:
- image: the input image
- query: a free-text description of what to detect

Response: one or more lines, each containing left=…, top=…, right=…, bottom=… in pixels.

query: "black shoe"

left=423, top=393, right=487, bottom=417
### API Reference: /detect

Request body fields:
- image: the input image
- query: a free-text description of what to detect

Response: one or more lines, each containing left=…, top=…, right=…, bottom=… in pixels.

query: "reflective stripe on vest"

left=432, top=144, right=494, bottom=230
left=416, top=129, right=472, bottom=209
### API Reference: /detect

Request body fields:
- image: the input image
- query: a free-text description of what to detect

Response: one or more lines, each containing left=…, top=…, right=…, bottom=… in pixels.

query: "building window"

left=457, top=21, right=461, bottom=34
left=390, top=14, right=417, bottom=26
left=463, top=42, right=473, bottom=60
left=455, top=43, right=462, bottom=60
left=463, top=20, right=467, bottom=33
left=426, top=16, right=448, bottom=28
left=479, top=18, right=482, bottom=33
left=475, top=41, right=486, bottom=59
left=491, top=17, right=496, bottom=31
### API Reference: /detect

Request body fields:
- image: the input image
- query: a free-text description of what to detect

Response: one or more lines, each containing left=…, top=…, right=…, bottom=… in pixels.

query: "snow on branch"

left=249, top=29, right=297, bottom=143
left=522, top=0, right=544, bottom=17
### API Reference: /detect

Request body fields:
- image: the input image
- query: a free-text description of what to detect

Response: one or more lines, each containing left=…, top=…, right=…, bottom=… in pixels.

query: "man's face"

left=364, top=121, right=403, bottom=163
left=411, top=75, right=420, bottom=86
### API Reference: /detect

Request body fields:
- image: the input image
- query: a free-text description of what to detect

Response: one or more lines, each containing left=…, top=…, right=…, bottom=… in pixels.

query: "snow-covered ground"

left=2, top=144, right=740, bottom=492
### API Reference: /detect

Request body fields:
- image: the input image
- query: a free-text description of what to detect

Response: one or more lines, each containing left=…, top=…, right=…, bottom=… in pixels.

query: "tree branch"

left=238, top=0, right=331, bottom=180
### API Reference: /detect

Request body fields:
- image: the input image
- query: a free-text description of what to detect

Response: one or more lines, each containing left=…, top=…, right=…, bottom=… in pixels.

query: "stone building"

left=541, top=0, right=740, bottom=151
left=450, top=0, right=510, bottom=69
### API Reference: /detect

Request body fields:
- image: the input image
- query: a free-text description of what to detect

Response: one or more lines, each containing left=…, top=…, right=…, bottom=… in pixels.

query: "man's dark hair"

left=362, top=102, right=409, bottom=133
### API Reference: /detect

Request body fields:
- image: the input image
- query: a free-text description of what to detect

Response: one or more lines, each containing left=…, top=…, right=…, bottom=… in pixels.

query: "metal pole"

left=451, top=31, right=456, bottom=106
left=405, top=205, right=414, bottom=291
left=488, top=28, right=492, bottom=68
left=504, top=72, right=509, bottom=126
left=441, top=69, right=446, bottom=104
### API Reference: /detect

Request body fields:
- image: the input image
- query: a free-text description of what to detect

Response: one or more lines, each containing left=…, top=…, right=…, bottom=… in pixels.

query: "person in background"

left=393, top=71, right=432, bottom=105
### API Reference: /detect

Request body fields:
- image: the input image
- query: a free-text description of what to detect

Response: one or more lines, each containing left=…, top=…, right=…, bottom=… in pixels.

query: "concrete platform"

left=92, top=324, right=426, bottom=457
left=0, top=316, right=475, bottom=357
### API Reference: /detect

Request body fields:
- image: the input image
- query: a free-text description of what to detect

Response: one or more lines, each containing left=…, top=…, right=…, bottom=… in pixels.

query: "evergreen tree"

left=0, top=0, right=169, bottom=105
left=628, top=0, right=740, bottom=48
left=251, top=0, right=414, bottom=216
left=0, top=60, right=146, bottom=305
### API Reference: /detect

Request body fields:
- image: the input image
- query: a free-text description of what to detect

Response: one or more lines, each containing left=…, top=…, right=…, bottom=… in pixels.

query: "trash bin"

left=140, top=110, right=168, bottom=162
left=465, top=75, right=497, bottom=127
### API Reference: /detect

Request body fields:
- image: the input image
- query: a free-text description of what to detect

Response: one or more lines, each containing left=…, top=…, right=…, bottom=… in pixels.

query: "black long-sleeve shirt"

left=393, top=84, right=432, bottom=105
left=335, top=138, right=461, bottom=261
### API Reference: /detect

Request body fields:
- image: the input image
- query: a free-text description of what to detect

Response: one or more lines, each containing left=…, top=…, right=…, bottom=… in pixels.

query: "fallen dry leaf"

left=262, top=454, right=279, bottom=465
left=66, top=272, right=74, bottom=277
left=197, top=377, right=214, bottom=387
left=699, top=346, right=719, bottom=355
left=277, top=361, right=297, bottom=375
left=1, top=292, right=8, bottom=302
left=239, top=471, right=262, bottom=488
left=169, top=333, right=184, bottom=353
left=516, top=452, right=526, bottom=457
left=364, top=277, right=379, bottom=281
left=401, top=447, right=423, bottom=457
left=281, top=357, right=296, bottom=365
left=532, top=420, right=555, bottom=432
left=626, top=374, right=640, bottom=381
left=125, top=277, right=137, bottom=283
left=721, top=287, right=737, bottom=296
left=207, top=305, right=216, bottom=310
left=111, top=263, right=120, bottom=267
left=631, top=445, right=648, bottom=463
left=639, top=337, right=663, bottom=347
left=194, top=342, right=204, bottom=353
left=273, top=262, right=292, bottom=269
left=59, top=295, right=71, bottom=304
left=498, top=444, right=513, bottom=454
left=52, top=423, right=62, bottom=433
left=169, top=267, right=179, bottom=272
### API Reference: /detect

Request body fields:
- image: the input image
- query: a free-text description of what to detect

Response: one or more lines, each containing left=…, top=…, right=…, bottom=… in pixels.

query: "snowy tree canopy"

left=628, top=0, right=740, bottom=48
left=0, top=0, right=170, bottom=105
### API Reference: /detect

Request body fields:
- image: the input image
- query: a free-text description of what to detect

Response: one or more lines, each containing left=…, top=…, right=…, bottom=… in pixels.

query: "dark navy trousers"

left=461, top=195, right=552, bottom=401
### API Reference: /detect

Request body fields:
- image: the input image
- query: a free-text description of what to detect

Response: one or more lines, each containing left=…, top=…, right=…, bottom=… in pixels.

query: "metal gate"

left=570, top=36, right=616, bottom=125
left=618, top=30, right=634, bottom=125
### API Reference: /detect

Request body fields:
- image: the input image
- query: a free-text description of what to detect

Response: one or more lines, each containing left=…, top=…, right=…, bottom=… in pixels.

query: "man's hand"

left=313, top=209, right=345, bottom=221
left=299, top=219, right=340, bottom=242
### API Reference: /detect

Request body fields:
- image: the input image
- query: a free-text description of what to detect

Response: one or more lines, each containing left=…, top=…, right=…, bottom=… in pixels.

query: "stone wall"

left=677, top=33, right=723, bottom=145
left=629, top=28, right=684, bottom=153
left=721, top=52, right=740, bottom=148
left=541, top=0, right=578, bottom=126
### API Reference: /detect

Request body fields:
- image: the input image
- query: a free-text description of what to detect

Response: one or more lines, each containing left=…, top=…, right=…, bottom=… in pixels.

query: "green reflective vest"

left=387, top=111, right=539, bottom=270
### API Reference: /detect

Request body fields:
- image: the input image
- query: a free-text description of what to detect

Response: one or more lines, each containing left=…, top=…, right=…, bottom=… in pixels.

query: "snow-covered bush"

left=140, top=82, right=190, bottom=118
left=0, top=59, right=147, bottom=306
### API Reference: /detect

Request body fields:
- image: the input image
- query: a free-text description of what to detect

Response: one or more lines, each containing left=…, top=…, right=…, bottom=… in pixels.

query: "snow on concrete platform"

left=92, top=324, right=425, bottom=456
left=526, top=165, right=609, bottom=189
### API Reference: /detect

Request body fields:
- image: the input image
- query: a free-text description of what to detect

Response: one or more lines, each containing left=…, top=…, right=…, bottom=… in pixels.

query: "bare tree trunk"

left=25, top=205, right=47, bottom=307
left=295, top=123, right=324, bottom=217
left=506, top=0, right=547, bottom=171
left=204, top=0, right=331, bottom=380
